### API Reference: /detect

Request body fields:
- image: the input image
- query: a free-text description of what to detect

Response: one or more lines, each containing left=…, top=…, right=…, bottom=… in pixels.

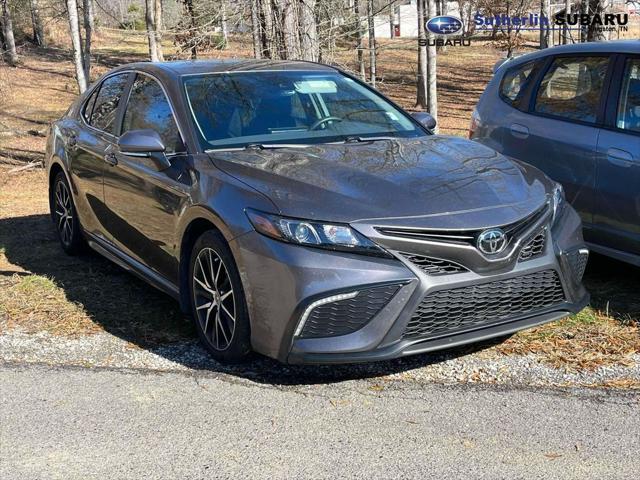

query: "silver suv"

left=471, top=40, right=639, bottom=267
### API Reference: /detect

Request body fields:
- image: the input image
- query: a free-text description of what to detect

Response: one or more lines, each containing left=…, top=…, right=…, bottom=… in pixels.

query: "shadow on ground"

left=1, top=213, right=638, bottom=385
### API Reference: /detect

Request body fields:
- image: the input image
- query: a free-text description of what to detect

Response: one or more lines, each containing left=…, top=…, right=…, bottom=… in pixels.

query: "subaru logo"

left=477, top=229, right=507, bottom=255
left=426, top=16, right=464, bottom=36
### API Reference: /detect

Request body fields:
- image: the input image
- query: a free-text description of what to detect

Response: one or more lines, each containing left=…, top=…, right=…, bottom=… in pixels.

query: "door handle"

left=606, top=148, right=634, bottom=168
left=104, top=152, right=118, bottom=166
left=510, top=123, right=529, bottom=139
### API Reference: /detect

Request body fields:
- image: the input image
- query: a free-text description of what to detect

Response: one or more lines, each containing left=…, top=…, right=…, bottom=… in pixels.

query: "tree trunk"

left=154, top=0, right=164, bottom=60
left=539, top=0, right=548, bottom=48
left=281, top=0, right=300, bottom=59
left=426, top=0, right=437, bottom=125
left=298, top=0, right=318, bottom=61
left=389, top=1, right=394, bottom=39
left=30, top=0, right=45, bottom=47
left=366, top=0, right=376, bottom=87
left=145, top=0, right=159, bottom=61
left=220, top=0, right=228, bottom=49
left=1, top=0, right=18, bottom=65
left=66, top=0, right=87, bottom=92
left=416, top=0, right=428, bottom=109
left=184, top=0, right=197, bottom=59
left=250, top=0, right=263, bottom=58
left=82, top=0, right=93, bottom=80
left=354, top=0, right=365, bottom=80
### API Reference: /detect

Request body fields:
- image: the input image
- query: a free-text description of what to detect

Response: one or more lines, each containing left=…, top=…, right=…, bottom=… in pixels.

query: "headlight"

left=246, top=209, right=391, bottom=257
left=551, top=183, right=565, bottom=223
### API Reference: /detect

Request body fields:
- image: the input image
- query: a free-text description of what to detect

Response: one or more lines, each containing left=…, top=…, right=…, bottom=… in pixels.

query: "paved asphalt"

left=1, top=363, right=638, bottom=479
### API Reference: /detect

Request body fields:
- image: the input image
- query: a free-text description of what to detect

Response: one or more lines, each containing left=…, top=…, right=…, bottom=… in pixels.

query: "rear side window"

left=121, top=74, right=184, bottom=154
left=82, top=89, right=98, bottom=122
left=534, top=56, right=609, bottom=124
left=90, top=73, right=130, bottom=135
left=617, top=58, right=640, bottom=133
left=500, top=61, right=535, bottom=105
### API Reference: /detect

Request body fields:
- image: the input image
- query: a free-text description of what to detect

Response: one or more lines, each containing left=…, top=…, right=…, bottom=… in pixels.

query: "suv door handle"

left=104, top=152, right=118, bottom=166
left=606, top=148, right=634, bottom=168
left=510, top=123, right=529, bottom=139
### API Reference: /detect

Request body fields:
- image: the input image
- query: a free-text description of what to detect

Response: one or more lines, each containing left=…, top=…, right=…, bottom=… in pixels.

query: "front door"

left=103, top=73, right=191, bottom=283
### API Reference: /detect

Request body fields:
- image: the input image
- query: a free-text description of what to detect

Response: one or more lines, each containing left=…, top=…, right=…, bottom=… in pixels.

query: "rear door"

left=67, top=72, right=132, bottom=240
left=592, top=55, right=640, bottom=257
left=103, top=72, right=191, bottom=283
left=500, top=54, right=613, bottom=228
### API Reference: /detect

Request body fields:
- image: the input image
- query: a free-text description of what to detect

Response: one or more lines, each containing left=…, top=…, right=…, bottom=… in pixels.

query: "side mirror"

left=118, top=129, right=171, bottom=171
left=411, top=112, right=437, bottom=131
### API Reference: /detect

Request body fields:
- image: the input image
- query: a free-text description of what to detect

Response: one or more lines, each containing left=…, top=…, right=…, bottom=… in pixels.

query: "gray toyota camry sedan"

left=45, top=60, right=589, bottom=364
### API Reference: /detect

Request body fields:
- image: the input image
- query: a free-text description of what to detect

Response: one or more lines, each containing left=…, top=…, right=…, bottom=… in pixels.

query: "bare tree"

left=154, top=0, right=164, bottom=60
left=298, top=0, right=318, bottom=61
left=416, top=0, right=428, bottom=108
left=1, top=0, right=18, bottom=65
left=539, top=0, right=549, bottom=48
left=426, top=0, right=437, bottom=123
left=83, top=0, right=94, bottom=79
left=66, top=0, right=88, bottom=92
left=250, top=0, right=262, bottom=58
left=282, top=0, right=301, bottom=59
left=354, top=0, right=365, bottom=80
left=220, top=0, right=228, bottom=48
left=30, top=0, right=45, bottom=47
left=563, top=0, right=572, bottom=44
left=366, top=0, right=376, bottom=86
left=145, top=0, right=159, bottom=61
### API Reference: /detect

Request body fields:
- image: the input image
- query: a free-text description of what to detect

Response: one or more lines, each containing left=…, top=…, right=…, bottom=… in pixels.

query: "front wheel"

left=50, top=171, right=86, bottom=255
left=189, top=230, right=251, bottom=363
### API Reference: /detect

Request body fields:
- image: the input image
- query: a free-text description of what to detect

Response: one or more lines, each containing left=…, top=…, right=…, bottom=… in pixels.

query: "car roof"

left=110, top=59, right=338, bottom=79
left=495, top=40, right=640, bottom=72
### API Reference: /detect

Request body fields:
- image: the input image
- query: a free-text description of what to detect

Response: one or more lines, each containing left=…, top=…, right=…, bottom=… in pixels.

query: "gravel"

left=1, top=330, right=638, bottom=388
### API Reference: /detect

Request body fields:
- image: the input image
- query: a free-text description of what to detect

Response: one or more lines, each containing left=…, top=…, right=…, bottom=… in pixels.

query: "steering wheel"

left=309, top=116, right=343, bottom=131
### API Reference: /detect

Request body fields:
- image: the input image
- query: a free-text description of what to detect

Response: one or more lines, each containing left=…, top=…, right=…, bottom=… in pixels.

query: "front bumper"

left=230, top=204, right=589, bottom=364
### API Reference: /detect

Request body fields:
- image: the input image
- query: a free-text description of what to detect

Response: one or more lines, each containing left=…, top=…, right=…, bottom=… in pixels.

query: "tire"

left=50, top=171, right=86, bottom=255
left=188, top=230, right=251, bottom=363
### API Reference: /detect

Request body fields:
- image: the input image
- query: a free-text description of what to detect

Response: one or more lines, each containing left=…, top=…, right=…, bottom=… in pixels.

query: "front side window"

left=616, top=59, right=640, bottom=133
left=534, top=56, right=609, bottom=123
left=122, top=74, right=184, bottom=154
left=183, top=71, right=424, bottom=149
left=500, top=61, right=535, bottom=105
left=90, top=73, right=130, bottom=135
left=83, top=89, right=99, bottom=123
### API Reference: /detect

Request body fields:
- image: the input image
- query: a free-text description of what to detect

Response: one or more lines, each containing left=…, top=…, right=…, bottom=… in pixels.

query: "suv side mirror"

left=118, top=129, right=171, bottom=171
left=411, top=112, right=437, bottom=131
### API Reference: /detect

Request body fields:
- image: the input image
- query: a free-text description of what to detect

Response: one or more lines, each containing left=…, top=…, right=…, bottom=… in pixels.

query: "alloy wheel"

left=54, top=180, right=73, bottom=246
left=192, top=247, right=236, bottom=351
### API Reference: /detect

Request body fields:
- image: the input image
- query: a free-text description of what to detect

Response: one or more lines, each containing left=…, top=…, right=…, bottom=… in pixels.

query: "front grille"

left=299, top=284, right=401, bottom=339
left=398, top=252, right=468, bottom=276
left=567, top=249, right=589, bottom=282
left=403, top=270, right=565, bottom=339
left=519, top=230, right=546, bottom=261
left=376, top=203, right=549, bottom=247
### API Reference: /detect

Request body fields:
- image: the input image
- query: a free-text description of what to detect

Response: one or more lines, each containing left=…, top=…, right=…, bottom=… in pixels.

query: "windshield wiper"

left=341, top=135, right=398, bottom=143
left=206, top=143, right=310, bottom=153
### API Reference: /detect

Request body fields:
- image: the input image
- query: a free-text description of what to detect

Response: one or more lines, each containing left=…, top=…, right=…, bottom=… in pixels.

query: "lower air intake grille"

left=399, top=252, right=468, bottom=275
left=403, top=270, right=565, bottom=339
left=299, top=284, right=401, bottom=339
left=519, top=230, right=546, bottom=261
left=567, top=249, right=589, bottom=282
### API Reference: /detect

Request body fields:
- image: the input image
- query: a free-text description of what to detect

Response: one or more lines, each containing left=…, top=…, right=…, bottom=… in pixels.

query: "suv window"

left=122, top=74, right=184, bottom=154
left=500, top=61, right=535, bottom=105
left=534, top=56, right=609, bottom=123
left=90, top=73, right=130, bottom=135
left=617, top=59, right=640, bottom=133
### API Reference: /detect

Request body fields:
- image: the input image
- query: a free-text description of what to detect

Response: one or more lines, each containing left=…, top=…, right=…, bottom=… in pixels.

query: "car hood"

left=207, top=135, right=552, bottom=230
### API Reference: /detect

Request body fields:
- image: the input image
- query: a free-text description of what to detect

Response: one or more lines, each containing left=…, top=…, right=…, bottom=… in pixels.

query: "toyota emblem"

left=477, top=229, right=507, bottom=255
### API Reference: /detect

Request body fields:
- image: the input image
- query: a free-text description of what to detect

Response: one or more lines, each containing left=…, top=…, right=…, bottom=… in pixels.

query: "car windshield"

left=183, top=71, right=425, bottom=149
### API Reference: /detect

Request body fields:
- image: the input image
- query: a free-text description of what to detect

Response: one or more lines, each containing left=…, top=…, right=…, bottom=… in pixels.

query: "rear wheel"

left=51, top=171, right=85, bottom=255
left=189, top=230, right=251, bottom=363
